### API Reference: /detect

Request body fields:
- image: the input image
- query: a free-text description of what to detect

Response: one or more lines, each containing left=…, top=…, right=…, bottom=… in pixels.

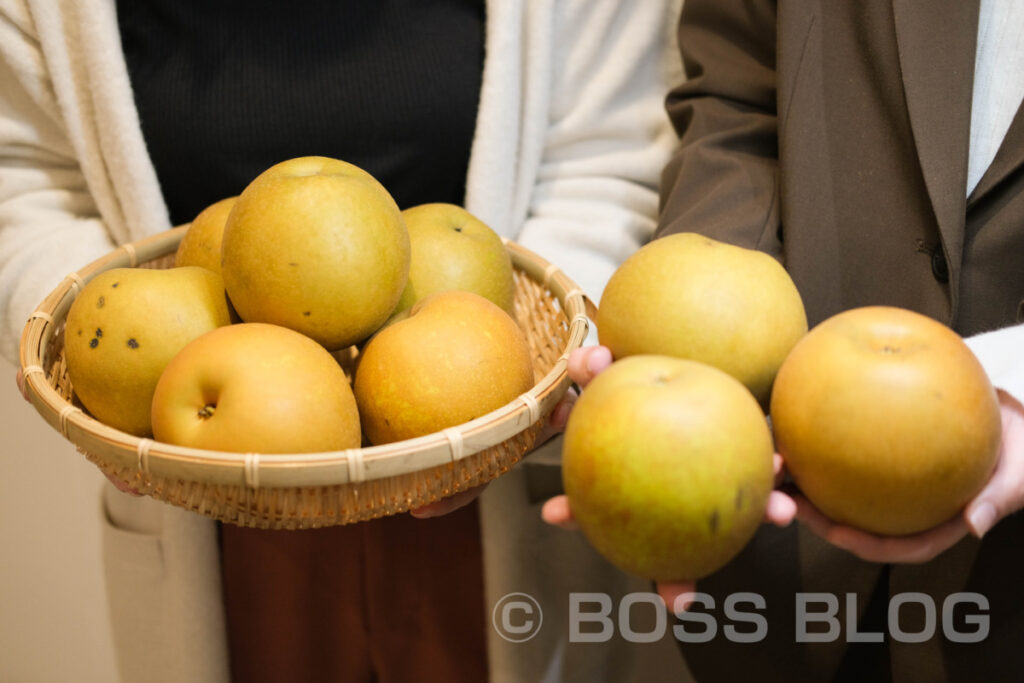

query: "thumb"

left=965, top=390, right=1024, bottom=538
left=567, top=346, right=613, bottom=389
left=657, top=581, right=699, bottom=612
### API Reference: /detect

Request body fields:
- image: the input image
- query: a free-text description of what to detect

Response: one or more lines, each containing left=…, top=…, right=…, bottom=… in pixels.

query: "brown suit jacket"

left=659, top=1, right=1024, bottom=681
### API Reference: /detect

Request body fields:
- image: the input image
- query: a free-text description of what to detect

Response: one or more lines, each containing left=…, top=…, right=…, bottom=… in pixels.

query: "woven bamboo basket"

left=19, top=226, right=594, bottom=529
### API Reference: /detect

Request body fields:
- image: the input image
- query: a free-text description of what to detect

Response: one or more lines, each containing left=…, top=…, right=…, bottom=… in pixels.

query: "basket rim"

left=19, top=226, right=596, bottom=489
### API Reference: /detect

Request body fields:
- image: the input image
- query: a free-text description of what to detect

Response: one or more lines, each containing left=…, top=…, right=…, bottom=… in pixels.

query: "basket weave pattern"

left=20, top=228, right=590, bottom=529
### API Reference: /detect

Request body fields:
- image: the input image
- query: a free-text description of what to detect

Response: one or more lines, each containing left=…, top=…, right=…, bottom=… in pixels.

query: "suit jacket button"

left=931, top=249, right=949, bottom=283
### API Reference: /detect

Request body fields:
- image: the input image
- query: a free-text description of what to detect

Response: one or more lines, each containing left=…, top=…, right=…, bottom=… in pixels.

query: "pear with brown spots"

left=64, top=267, right=232, bottom=435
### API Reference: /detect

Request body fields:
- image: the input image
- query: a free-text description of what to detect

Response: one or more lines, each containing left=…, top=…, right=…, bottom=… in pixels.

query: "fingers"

left=534, top=387, right=579, bottom=446
left=409, top=483, right=487, bottom=519
left=765, top=490, right=797, bottom=527
left=105, top=472, right=143, bottom=497
left=825, top=515, right=968, bottom=564
left=16, top=369, right=29, bottom=402
left=762, top=455, right=797, bottom=526
left=772, top=453, right=787, bottom=486
left=791, top=494, right=833, bottom=539
left=548, top=387, right=578, bottom=431
left=566, top=346, right=612, bottom=389
left=964, top=390, right=1024, bottom=537
left=530, top=347, right=607, bottom=447
left=541, top=494, right=579, bottom=530
left=793, top=492, right=968, bottom=564
left=657, top=581, right=699, bottom=612
left=528, top=348, right=603, bottom=448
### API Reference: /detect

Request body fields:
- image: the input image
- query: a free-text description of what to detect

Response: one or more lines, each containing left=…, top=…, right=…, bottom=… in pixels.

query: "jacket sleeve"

left=656, top=0, right=782, bottom=257
left=513, top=0, right=683, bottom=305
left=0, top=4, right=118, bottom=364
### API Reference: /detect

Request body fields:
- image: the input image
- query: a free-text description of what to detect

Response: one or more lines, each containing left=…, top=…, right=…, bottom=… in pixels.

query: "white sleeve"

left=515, top=0, right=683, bottom=305
left=0, top=5, right=117, bottom=364
left=965, top=322, right=1024, bottom=404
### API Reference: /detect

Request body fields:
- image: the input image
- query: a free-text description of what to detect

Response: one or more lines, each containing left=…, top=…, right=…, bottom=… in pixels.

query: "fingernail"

left=586, top=346, right=612, bottom=375
left=969, top=502, right=996, bottom=537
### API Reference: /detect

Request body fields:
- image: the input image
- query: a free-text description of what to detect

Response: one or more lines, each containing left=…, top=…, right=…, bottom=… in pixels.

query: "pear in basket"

left=220, top=156, right=409, bottom=350
left=64, top=267, right=232, bottom=436
left=354, top=290, right=534, bottom=445
left=151, top=323, right=361, bottom=453
left=597, top=233, right=807, bottom=408
left=174, top=195, right=237, bottom=276
left=394, top=203, right=515, bottom=316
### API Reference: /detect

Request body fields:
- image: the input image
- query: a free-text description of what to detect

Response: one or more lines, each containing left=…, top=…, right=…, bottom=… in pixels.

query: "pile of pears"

left=64, top=156, right=534, bottom=456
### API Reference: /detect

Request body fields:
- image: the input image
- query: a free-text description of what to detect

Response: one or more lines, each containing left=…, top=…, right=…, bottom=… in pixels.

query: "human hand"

left=15, top=368, right=29, bottom=401
left=410, top=483, right=489, bottom=518
left=790, top=388, right=1024, bottom=563
left=531, top=345, right=612, bottom=525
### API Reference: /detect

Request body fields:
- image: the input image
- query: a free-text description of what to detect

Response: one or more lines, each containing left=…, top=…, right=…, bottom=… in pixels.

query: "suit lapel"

left=968, top=101, right=1024, bottom=204
left=892, top=0, right=979, bottom=283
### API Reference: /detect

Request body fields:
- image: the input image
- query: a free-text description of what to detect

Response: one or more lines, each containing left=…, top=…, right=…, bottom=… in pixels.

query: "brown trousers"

left=220, top=501, right=488, bottom=683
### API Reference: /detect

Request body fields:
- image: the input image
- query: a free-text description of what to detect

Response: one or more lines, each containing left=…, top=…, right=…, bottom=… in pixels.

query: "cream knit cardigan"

left=0, top=1, right=690, bottom=682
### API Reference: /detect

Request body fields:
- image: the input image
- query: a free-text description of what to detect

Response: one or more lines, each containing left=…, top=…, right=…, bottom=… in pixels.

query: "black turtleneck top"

left=115, top=0, right=485, bottom=224
left=114, top=5, right=489, bottom=682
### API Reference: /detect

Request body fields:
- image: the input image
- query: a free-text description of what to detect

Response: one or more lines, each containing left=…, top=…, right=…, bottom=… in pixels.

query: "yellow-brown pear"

left=562, top=355, right=774, bottom=580
left=598, top=233, right=807, bottom=407
left=221, top=156, right=409, bottom=350
left=64, top=267, right=232, bottom=435
left=175, top=196, right=238, bottom=276
left=152, top=323, right=361, bottom=453
left=354, top=291, right=534, bottom=444
left=770, top=306, right=1002, bottom=535
left=396, top=203, right=515, bottom=316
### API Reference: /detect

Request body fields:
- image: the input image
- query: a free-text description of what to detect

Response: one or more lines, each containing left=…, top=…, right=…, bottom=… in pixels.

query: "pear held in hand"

left=770, top=306, right=1002, bottom=536
left=597, top=233, right=807, bottom=408
left=64, top=267, right=232, bottom=436
left=562, top=355, right=774, bottom=581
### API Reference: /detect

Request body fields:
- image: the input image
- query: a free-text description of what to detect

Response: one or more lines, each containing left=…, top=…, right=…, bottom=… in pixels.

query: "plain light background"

left=0, top=354, right=119, bottom=682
